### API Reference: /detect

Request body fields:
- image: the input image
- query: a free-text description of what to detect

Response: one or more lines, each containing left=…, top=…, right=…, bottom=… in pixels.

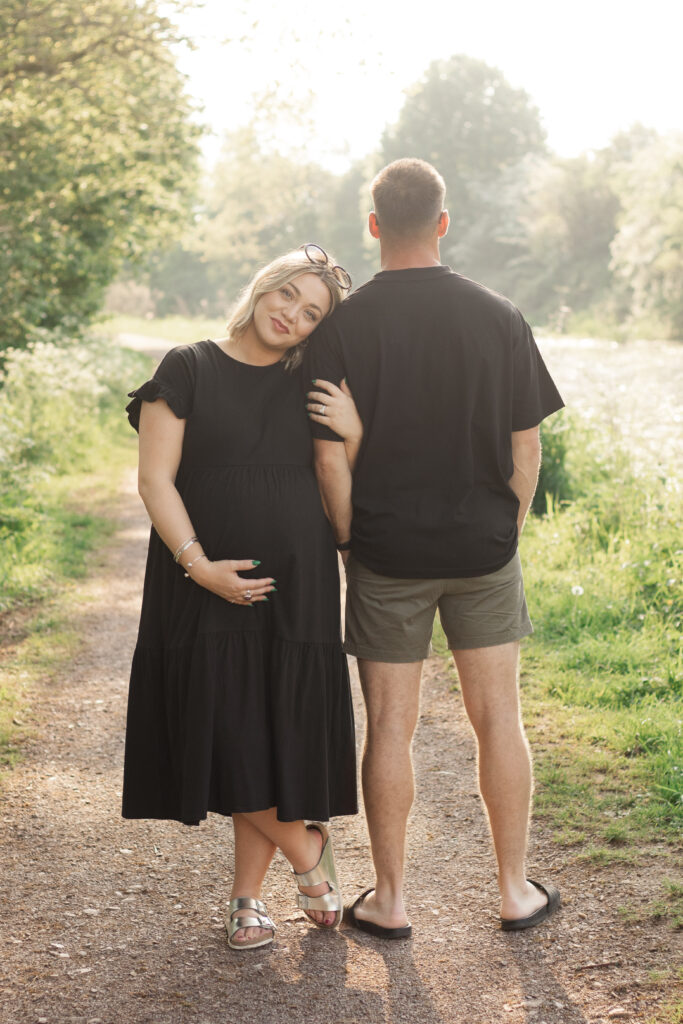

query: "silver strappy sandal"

left=292, top=822, right=343, bottom=929
left=226, top=897, right=276, bottom=950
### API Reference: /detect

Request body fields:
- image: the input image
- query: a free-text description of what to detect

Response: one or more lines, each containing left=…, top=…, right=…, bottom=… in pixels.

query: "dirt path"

left=1, top=342, right=680, bottom=1024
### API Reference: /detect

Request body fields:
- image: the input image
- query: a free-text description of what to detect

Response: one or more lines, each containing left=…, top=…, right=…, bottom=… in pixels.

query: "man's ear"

left=437, top=210, right=449, bottom=238
left=368, top=212, right=381, bottom=239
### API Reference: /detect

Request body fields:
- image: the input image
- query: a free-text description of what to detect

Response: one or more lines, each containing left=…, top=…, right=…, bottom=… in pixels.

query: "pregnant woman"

left=122, top=245, right=361, bottom=951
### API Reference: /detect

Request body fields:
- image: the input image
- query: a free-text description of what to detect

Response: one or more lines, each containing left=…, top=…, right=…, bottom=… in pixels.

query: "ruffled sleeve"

left=126, top=345, right=196, bottom=433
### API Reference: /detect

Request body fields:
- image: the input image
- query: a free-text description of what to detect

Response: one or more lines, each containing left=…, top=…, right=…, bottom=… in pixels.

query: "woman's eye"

left=305, top=310, right=318, bottom=322
left=281, top=287, right=293, bottom=299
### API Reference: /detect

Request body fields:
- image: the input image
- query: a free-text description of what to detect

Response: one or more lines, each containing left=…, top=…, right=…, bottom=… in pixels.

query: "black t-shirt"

left=305, top=266, right=564, bottom=578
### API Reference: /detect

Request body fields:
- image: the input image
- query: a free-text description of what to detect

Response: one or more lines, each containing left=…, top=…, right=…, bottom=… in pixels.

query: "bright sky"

left=174, top=0, right=683, bottom=171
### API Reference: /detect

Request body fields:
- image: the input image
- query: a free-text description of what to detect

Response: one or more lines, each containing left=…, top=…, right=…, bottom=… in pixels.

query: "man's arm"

left=509, top=426, right=542, bottom=536
left=313, top=438, right=353, bottom=563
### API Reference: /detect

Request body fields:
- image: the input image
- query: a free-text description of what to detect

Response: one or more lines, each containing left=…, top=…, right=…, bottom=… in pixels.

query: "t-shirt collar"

left=373, top=265, right=453, bottom=283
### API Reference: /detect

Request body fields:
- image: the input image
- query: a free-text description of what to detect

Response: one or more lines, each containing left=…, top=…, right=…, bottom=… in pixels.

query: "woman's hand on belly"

left=188, top=558, right=276, bottom=605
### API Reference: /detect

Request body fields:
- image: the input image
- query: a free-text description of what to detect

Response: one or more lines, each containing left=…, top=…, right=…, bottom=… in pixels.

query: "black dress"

left=122, top=341, right=357, bottom=825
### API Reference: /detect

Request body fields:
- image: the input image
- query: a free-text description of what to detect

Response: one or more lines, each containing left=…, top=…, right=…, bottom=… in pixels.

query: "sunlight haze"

left=175, top=0, right=683, bottom=169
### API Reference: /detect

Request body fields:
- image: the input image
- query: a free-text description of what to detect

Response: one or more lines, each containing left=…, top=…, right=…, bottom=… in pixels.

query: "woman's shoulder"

left=156, top=339, right=220, bottom=373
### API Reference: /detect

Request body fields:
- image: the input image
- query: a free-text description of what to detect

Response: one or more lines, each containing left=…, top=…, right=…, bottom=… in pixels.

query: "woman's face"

left=251, top=272, right=332, bottom=354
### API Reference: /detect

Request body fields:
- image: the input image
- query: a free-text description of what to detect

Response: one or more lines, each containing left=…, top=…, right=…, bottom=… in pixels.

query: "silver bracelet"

left=184, top=553, right=207, bottom=578
left=173, top=535, right=198, bottom=563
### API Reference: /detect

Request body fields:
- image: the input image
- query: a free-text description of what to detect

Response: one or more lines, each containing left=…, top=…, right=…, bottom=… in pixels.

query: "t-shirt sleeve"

left=125, top=345, right=195, bottom=433
left=303, top=320, right=346, bottom=442
left=510, top=309, right=564, bottom=430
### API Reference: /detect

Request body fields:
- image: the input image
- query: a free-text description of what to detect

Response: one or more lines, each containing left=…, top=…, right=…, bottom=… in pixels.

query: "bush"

left=0, top=334, right=150, bottom=611
left=534, top=412, right=575, bottom=514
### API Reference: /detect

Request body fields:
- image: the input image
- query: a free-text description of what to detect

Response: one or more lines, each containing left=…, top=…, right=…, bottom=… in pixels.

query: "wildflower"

left=571, top=585, right=584, bottom=596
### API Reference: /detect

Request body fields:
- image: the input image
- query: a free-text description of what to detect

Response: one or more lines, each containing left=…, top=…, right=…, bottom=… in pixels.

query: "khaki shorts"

left=344, top=551, right=532, bottom=663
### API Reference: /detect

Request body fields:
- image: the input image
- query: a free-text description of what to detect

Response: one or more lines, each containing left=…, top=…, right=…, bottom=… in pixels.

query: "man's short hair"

left=370, top=159, right=446, bottom=239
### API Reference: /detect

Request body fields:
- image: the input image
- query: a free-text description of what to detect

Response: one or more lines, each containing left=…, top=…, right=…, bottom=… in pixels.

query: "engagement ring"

left=244, top=589, right=252, bottom=601
left=319, top=404, right=326, bottom=415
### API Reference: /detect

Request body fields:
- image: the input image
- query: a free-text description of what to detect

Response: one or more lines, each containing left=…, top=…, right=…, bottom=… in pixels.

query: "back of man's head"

left=370, top=159, right=446, bottom=242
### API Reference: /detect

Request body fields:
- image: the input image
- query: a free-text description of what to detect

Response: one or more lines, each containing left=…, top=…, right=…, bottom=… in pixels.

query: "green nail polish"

left=252, top=560, right=261, bottom=566
left=270, top=586, right=278, bottom=592
left=311, top=379, right=317, bottom=384
left=262, top=596, right=269, bottom=602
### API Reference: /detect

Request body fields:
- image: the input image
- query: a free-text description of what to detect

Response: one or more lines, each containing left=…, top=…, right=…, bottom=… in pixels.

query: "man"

left=305, top=158, right=564, bottom=937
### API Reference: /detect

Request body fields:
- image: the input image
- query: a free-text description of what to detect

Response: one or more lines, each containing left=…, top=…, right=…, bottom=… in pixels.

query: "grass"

left=98, top=313, right=227, bottom=345
left=646, top=991, right=683, bottom=1024
left=434, top=409, right=682, bottom=852
left=0, top=454, right=134, bottom=772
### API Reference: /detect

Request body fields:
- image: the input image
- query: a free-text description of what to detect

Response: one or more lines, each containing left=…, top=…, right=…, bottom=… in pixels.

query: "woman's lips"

left=270, top=317, right=290, bottom=334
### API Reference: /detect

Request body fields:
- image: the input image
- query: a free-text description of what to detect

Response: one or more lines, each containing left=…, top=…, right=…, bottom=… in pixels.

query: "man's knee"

left=358, top=659, right=422, bottom=743
left=453, top=644, right=525, bottom=738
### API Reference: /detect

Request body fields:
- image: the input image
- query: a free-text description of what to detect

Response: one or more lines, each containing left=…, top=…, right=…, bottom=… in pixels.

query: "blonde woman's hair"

left=226, top=248, right=348, bottom=370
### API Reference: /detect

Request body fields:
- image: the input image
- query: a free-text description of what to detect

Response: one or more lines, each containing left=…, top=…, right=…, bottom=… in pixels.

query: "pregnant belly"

left=178, top=464, right=331, bottom=570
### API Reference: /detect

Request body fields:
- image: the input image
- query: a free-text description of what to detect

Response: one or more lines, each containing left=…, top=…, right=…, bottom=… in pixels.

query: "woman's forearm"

left=138, top=477, right=204, bottom=566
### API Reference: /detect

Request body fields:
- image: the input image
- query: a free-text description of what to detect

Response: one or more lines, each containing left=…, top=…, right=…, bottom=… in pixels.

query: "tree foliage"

left=610, top=134, right=683, bottom=339
left=98, top=45, right=681, bottom=343
left=0, top=0, right=200, bottom=349
left=515, top=153, right=621, bottom=322
left=151, top=129, right=374, bottom=317
left=380, top=55, right=546, bottom=241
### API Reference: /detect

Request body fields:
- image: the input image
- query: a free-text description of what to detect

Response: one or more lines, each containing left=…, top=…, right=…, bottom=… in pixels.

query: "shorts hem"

left=343, top=640, right=430, bottom=663
left=444, top=623, right=533, bottom=651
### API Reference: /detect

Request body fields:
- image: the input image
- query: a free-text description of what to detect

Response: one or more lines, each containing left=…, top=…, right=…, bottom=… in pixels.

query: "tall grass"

left=525, top=412, right=681, bottom=841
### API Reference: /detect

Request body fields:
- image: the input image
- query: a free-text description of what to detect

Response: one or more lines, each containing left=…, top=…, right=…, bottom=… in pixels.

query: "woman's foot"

left=293, top=824, right=343, bottom=928
left=226, top=897, right=275, bottom=950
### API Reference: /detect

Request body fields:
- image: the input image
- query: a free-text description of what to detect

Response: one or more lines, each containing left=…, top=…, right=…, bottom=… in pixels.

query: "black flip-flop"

left=500, top=879, right=561, bottom=931
left=344, top=888, right=412, bottom=940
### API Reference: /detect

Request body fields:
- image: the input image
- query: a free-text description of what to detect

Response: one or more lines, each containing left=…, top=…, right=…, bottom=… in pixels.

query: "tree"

left=610, top=134, right=683, bottom=340
left=190, top=126, right=339, bottom=305
left=0, top=0, right=200, bottom=350
left=514, top=153, right=621, bottom=323
left=380, top=54, right=546, bottom=253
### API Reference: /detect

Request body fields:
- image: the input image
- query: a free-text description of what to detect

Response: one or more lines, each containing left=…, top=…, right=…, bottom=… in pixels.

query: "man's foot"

left=345, top=888, right=412, bottom=939
left=500, top=879, right=561, bottom=931
left=294, top=823, right=343, bottom=928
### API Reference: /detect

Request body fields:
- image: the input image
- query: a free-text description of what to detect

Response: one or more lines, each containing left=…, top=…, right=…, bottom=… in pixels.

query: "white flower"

left=571, top=585, right=584, bottom=596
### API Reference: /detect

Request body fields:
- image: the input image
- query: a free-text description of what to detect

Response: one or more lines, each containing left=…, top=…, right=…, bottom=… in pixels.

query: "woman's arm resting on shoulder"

left=137, top=400, right=274, bottom=604
left=307, top=378, right=363, bottom=471
left=509, top=425, right=542, bottom=536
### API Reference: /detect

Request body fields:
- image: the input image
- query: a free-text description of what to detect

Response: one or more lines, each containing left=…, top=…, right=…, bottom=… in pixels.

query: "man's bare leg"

left=354, top=659, right=423, bottom=929
left=452, top=641, right=548, bottom=921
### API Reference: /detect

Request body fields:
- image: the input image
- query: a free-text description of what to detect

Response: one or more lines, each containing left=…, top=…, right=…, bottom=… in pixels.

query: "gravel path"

left=0, top=338, right=680, bottom=1024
